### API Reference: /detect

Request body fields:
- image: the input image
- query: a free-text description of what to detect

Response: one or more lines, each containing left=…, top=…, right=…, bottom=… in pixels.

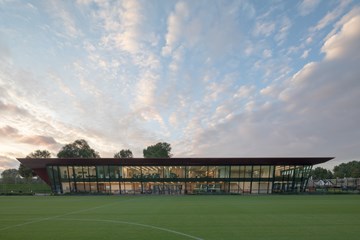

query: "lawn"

left=0, top=195, right=359, bottom=240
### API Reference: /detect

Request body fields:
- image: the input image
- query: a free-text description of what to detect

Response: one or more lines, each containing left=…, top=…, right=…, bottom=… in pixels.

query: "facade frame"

left=17, top=157, right=333, bottom=195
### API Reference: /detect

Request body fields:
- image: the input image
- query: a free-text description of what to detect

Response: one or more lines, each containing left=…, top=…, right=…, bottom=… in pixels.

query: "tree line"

left=310, top=161, right=360, bottom=180
left=2, top=139, right=359, bottom=182
left=1, top=139, right=172, bottom=182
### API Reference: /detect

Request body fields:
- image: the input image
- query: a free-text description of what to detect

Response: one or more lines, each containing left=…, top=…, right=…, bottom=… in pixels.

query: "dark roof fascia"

left=17, top=157, right=334, bottom=169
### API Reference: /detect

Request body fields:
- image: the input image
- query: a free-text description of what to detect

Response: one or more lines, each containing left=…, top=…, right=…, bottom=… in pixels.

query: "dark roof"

left=17, top=157, right=333, bottom=169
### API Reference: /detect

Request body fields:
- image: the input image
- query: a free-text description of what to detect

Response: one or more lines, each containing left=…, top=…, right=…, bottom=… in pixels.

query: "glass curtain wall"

left=46, top=164, right=312, bottom=194
left=229, top=165, right=273, bottom=194
left=273, top=165, right=311, bottom=193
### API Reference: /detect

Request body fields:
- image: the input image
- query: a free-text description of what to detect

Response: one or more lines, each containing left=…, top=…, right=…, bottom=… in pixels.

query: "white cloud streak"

left=47, top=1, right=82, bottom=38
left=298, top=0, right=321, bottom=16
left=310, top=0, right=351, bottom=32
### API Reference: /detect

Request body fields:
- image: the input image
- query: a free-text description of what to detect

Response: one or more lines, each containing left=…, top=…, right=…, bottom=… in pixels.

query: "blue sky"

left=0, top=0, right=359, bottom=172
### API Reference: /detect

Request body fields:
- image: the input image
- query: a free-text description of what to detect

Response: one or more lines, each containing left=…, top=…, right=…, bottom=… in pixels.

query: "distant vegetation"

left=310, top=161, right=360, bottom=179
left=57, top=139, right=100, bottom=158
left=18, top=150, right=51, bottom=179
left=54, top=139, right=172, bottom=158
left=0, top=182, right=51, bottom=195
left=143, top=142, right=172, bottom=158
left=1, top=139, right=173, bottom=184
left=114, top=149, right=133, bottom=158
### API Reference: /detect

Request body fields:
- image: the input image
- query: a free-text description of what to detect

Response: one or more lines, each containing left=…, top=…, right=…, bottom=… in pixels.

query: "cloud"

left=188, top=10, right=360, bottom=168
left=275, top=16, right=292, bottom=45
left=0, top=125, right=59, bottom=148
left=234, top=85, right=256, bottom=99
left=263, top=49, right=272, bottom=58
left=113, top=1, right=144, bottom=53
left=0, top=61, right=114, bottom=157
left=205, top=77, right=234, bottom=103
left=260, top=85, right=277, bottom=97
left=20, top=135, right=58, bottom=146
left=76, top=0, right=92, bottom=5
left=134, top=73, right=157, bottom=108
left=306, top=37, right=313, bottom=44
left=298, top=0, right=321, bottom=16
left=0, top=39, right=11, bottom=60
left=1, top=1, right=166, bottom=160
left=253, top=21, right=275, bottom=37
left=26, top=3, right=38, bottom=11
left=252, top=11, right=292, bottom=45
left=282, top=12, right=360, bottom=105
left=301, top=49, right=310, bottom=59
left=162, top=1, right=244, bottom=59
left=0, top=125, right=18, bottom=137
left=0, top=155, right=18, bottom=172
left=47, top=1, right=82, bottom=38
left=94, top=0, right=146, bottom=54
left=324, top=6, right=360, bottom=41
left=0, top=100, right=30, bottom=116
left=321, top=15, right=360, bottom=60
left=1, top=1, right=359, bottom=169
left=310, top=0, right=351, bottom=32
left=48, top=72, right=75, bottom=97
left=162, top=1, right=189, bottom=56
left=168, top=45, right=185, bottom=73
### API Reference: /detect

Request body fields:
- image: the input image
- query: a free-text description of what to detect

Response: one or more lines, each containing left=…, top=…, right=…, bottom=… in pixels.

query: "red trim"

left=33, top=168, right=50, bottom=185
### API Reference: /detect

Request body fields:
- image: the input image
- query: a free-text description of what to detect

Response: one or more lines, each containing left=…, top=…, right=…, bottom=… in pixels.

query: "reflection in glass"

left=230, top=182, right=240, bottom=193
left=252, top=166, right=261, bottom=179
left=188, top=166, right=207, bottom=178
left=122, top=166, right=142, bottom=179
left=244, top=166, right=252, bottom=178
left=208, top=166, right=229, bottom=178
left=230, top=166, right=240, bottom=178
left=47, top=163, right=313, bottom=195
left=59, top=166, right=68, bottom=180
left=88, top=166, right=96, bottom=181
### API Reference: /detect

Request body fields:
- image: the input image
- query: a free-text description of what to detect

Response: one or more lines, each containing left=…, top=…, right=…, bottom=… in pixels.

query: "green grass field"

left=0, top=195, right=359, bottom=240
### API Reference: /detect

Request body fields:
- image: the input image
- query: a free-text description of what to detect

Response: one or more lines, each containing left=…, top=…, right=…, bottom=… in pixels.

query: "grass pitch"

left=0, top=195, right=359, bottom=240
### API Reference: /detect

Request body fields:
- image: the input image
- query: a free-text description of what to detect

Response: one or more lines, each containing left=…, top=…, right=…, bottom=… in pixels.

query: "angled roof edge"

left=17, top=157, right=334, bottom=169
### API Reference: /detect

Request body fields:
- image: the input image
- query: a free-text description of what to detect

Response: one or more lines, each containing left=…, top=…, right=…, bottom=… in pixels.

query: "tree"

left=143, top=142, right=172, bottom=158
left=18, top=164, right=34, bottom=179
left=57, top=139, right=100, bottom=158
left=19, top=150, right=51, bottom=178
left=1, top=169, right=19, bottom=184
left=333, top=161, right=360, bottom=178
left=114, top=149, right=133, bottom=158
left=310, top=167, right=333, bottom=180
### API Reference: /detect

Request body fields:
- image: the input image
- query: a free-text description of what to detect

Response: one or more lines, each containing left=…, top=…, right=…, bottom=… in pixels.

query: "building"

left=17, top=157, right=333, bottom=195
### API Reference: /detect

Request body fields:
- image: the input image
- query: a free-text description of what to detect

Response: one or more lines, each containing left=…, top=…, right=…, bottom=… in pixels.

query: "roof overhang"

left=17, top=157, right=334, bottom=169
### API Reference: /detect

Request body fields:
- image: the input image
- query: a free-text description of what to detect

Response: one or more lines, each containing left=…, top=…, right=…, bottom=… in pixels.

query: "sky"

left=0, top=0, right=360, bottom=173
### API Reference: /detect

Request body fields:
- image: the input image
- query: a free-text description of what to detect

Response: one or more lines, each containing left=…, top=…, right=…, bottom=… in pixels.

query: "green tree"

left=114, top=149, right=133, bottom=158
left=57, top=139, right=100, bottom=158
left=310, top=167, right=333, bottom=180
left=143, top=142, right=172, bottom=158
left=333, top=161, right=360, bottom=178
left=1, top=169, right=19, bottom=184
left=18, top=164, right=34, bottom=179
left=19, top=150, right=51, bottom=179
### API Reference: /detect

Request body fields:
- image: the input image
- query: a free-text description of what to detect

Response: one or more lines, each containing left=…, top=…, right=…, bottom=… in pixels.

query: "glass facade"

left=46, top=164, right=312, bottom=195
